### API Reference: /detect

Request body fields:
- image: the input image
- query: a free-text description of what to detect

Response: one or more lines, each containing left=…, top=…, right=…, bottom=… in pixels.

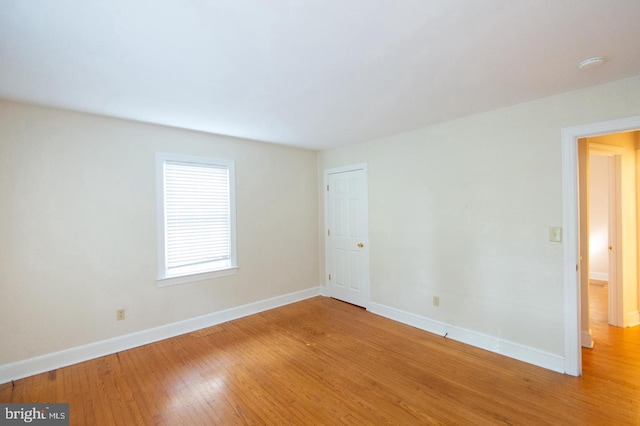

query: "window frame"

left=156, top=153, right=238, bottom=287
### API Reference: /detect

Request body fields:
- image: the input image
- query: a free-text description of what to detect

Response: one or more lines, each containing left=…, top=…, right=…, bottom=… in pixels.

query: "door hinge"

left=327, top=229, right=331, bottom=236
left=576, top=264, right=579, bottom=271
left=328, top=274, right=331, bottom=281
left=327, top=184, right=329, bottom=191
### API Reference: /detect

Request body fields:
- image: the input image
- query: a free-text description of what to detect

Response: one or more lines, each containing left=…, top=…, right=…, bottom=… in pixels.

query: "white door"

left=325, top=165, right=369, bottom=308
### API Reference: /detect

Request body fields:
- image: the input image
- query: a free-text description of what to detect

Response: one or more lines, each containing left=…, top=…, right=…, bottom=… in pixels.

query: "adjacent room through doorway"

left=577, top=130, right=640, bottom=366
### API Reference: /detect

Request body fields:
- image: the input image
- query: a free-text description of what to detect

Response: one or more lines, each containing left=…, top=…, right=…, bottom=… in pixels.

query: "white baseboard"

left=581, top=328, right=594, bottom=348
left=589, top=272, right=608, bottom=281
left=625, top=310, right=640, bottom=327
left=368, top=302, right=565, bottom=374
left=0, top=287, right=321, bottom=385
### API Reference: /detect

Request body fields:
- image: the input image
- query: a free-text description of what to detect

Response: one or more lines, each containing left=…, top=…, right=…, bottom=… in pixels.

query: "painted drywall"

left=577, top=138, right=593, bottom=342
left=319, top=76, right=640, bottom=356
left=637, top=131, right=640, bottom=320
left=588, top=155, right=609, bottom=281
left=0, top=100, right=319, bottom=365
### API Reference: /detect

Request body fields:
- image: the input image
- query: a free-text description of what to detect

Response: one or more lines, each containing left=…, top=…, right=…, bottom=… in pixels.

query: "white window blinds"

left=157, top=154, right=237, bottom=284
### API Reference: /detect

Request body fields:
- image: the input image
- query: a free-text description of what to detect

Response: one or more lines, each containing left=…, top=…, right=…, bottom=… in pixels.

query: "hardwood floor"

left=1, top=296, right=639, bottom=425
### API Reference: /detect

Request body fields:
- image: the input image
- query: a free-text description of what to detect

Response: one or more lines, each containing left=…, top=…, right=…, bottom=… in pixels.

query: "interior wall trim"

left=369, top=302, right=565, bottom=374
left=0, top=286, right=322, bottom=385
left=561, top=115, right=640, bottom=376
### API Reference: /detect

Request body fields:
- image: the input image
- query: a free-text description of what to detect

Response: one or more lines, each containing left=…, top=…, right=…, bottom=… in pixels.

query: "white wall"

left=3, top=76, right=640, bottom=373
left=589, top=155, right=610, bottom=281
left=0, top=100, right=319, bottom=365
left=637, top=131, right=640, bottom=323
left=319, top=76, right=640, bottom=357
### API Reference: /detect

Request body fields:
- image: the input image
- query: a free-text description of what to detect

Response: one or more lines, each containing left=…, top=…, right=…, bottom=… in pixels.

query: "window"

left=156, top=153, right=237, bottom=286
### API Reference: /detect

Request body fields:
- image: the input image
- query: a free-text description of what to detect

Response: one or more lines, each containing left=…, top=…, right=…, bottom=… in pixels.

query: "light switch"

left=549, top=227, right=562, bottom=242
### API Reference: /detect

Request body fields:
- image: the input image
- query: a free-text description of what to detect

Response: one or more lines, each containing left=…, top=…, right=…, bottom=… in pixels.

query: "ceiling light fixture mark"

left=578, top=57, right=605, bottom=70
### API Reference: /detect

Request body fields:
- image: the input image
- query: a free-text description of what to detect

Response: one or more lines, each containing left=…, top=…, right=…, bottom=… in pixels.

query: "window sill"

left=157, top=266, right=238, bottom=287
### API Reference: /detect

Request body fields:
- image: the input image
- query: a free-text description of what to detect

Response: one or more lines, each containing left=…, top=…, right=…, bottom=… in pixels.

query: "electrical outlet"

left=433, top=296, right=440, bottom=307
left=549, top=227, right=562, bottom=242
left=116, top=309, right=126, bottom=321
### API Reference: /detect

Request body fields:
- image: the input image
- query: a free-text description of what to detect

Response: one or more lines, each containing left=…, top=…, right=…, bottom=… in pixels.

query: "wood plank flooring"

left=1, top=295, right=639, bottom=425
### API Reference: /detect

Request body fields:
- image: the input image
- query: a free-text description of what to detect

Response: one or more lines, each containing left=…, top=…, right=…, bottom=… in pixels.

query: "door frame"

left=561, top=115, right=640, bottom=376
left=324, top=163, right=371, bottom=308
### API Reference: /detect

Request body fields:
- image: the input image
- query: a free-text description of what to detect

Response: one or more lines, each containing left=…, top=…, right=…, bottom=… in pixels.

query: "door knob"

left=357, top=243, right=364, bottom=248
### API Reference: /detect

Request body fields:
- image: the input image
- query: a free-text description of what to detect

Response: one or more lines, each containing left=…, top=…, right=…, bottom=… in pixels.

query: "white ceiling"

left=1, top=1, right=639, bottom=150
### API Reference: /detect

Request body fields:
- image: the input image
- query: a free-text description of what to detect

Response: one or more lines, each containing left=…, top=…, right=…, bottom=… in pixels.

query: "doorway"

left=324, top=164, right=370, bottom=308
left=562, top=116, right=640, bottom=376
left=578, top=142, right=624, bottom=349
left=587, top=153, right=616, bottom=327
